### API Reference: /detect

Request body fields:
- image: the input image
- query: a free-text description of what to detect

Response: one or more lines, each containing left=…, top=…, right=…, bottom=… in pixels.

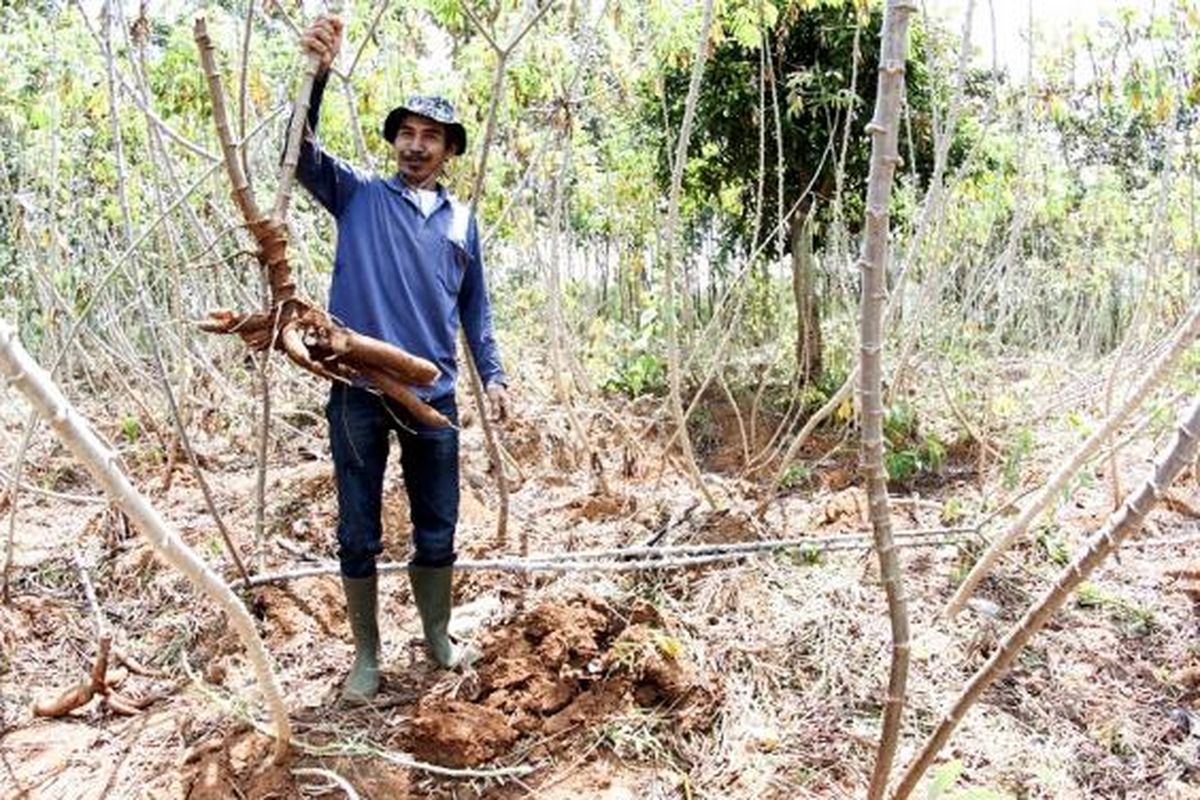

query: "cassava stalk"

left=661, top=0, right=718, bottom=510
left=0, top=320, right=291, bottom=761
left=945, top=296, right=1200, bottom=617
left=1, top=158, right=224, bottom=601
left=759, top=0, right=974, bottom=512
left=859, top=2, right=920, bottom=798
left=99, top=10, right=252, bottom=585
left=233, top=526, right=977, bottom=588
left=193, top=16, right=443, bottom=419
left=893, top=392, right=1200, bottom=800
left=458, top=1, right=555, bottom=547
left=195, top=18, right=263, bottom=225
left=273, top=51, right=323, bottom=227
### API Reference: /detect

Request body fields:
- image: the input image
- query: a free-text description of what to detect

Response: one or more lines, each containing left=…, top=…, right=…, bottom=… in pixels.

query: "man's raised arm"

left=294, top=15, right=366, bottom=217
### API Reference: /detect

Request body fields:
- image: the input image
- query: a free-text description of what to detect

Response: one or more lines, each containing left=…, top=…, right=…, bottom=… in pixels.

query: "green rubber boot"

left=340, top=575, right=380, bottom=703
left=408, top=565, right=477, bottom=669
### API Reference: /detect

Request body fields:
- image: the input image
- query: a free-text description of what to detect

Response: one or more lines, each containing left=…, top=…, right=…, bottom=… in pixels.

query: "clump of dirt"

left=408, top=700, right=521, bottom=767
left=405, top=594, right=718, bottom=768
left=258, top=577, right=346, bottom=645
left=691, top=508, right=762, bottom=545
left=563, top=491, right=637, bottom=522
left=181, top=729, right=295, bottom=800
left=822, top=487, right=869, bottom=528
left=496, top=414, right=548, bottom=467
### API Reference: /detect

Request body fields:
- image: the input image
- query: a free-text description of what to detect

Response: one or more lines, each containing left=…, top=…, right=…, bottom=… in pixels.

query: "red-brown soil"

left=4, top=372, right=1200, bottom=799
left=406, top=594, right=717, bottom=768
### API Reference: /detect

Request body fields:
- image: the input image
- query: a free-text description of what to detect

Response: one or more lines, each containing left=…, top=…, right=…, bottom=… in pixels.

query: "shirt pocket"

left=436, top=237, right=470, bottom=296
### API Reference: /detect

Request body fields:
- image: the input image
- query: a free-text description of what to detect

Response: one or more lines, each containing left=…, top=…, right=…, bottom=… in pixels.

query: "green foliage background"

left=0, top=0, right=1196, bottom=412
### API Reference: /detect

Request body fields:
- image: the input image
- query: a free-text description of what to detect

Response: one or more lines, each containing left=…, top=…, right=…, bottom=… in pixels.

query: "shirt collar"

left=385, top=175, right=448, bottom=211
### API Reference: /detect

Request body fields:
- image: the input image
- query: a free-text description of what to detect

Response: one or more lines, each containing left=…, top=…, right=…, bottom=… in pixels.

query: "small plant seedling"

left=205, top=537, right=225, bottom=560
left=653, top=632, right=685, bottom=660
left=1075, top=582, right=1158, bottom=636
left=797, top=543, right=824, bottom=566
left=781, top=462, right=812, bottom=489
left=1035, top=524, right=1071, bottom=567
left=120, top=415, right=142, bottom=444
left=1075, top=581, right=1108, bottom=608
left=1002, top=428, right=1035, bottom=491
left=940, top=497, right=965, bottom=525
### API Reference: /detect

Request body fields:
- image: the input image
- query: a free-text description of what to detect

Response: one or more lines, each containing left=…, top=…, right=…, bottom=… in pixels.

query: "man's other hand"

left=301, top=15, right=343, bottom=73
left=486, top=383, right=510, bottom=423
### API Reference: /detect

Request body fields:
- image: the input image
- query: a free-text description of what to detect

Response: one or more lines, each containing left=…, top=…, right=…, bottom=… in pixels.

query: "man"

left=298, top=16, right=508, bottom=703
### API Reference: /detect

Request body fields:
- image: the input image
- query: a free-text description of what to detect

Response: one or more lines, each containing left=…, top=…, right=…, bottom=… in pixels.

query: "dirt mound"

left=181, top=729, right=295, bottom=800
left=691, top=508, right=762, bottom=544
left=562, top=491, right=637, bottom=522
left=405, top=594, right=718, bottom=768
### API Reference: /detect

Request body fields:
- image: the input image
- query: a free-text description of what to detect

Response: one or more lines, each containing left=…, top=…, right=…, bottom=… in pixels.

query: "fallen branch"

left=892, top=392, right=1200, bottom=799
left=0, top=319, right=292, bottom=761
left=231, top=526, right=979, bottom=588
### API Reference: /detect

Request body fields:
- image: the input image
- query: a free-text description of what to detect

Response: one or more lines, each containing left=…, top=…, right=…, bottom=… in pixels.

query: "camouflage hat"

left=382, top=96, right=468, bottom=155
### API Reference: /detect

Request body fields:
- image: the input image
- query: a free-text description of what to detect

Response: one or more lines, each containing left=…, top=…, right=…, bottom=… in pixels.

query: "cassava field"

left=2, top=1, right=1200, bottom=798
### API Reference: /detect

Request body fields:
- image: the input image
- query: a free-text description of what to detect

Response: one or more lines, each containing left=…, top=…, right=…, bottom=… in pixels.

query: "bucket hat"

left=382, top=96, right=467, bottom=155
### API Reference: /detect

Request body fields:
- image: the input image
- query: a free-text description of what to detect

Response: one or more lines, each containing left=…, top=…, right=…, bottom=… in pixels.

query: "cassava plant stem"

left=894, top=392, right=1200, bottom=799
left=0, top=320, right=291, bottom=760
left=945, top=296, right=1200, bottom=617
left=458, top=0, right=555, bottom=548
left=859, top=2, right=920, bottom=797
left=661, top=0, right=718, bottom=510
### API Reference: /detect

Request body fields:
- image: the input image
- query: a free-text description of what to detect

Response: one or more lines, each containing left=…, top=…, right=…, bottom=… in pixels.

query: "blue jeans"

left=326, top=384, right=459, bottom=578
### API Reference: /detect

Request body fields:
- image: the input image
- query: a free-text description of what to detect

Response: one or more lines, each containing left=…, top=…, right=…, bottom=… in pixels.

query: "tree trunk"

left=791, top=207, right=823, bottom=386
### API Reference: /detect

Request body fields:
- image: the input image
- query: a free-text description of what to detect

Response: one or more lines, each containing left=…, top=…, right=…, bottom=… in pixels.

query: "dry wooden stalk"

left=893, top=392, right=1200, bottom=800
left=661, top=0, right=718, bottom=510
left=945, top=297, right=1200, bottom=617
left=859, top=2, right=920, bottom=798
left=0, top=319, right=292, bottom=761
left=192, top=17, right=447, bottom=428
left=457, top=0, right=581, bottom=550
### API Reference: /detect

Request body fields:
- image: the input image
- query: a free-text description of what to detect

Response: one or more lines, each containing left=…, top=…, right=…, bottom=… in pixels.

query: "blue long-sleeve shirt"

left=295, top=78, right=505, bottom=402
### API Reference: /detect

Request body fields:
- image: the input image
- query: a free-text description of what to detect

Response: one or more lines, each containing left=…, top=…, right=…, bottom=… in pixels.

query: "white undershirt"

left=414, top=188, right=439, bottom=217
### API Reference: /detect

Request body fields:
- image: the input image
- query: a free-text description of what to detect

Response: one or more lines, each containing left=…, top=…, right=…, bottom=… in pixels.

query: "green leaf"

left=728, top=6, right=761, bottom=50
left=949, top=789, right=1014, bottom=800
left=927, top=759, right=963, bottom=800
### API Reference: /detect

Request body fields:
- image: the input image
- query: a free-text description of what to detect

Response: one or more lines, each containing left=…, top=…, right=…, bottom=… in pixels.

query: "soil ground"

left=2, top=364, right=1200, bottom=799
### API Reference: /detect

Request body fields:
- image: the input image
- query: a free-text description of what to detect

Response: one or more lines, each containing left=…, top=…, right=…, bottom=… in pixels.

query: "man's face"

left=393, top=114, right=454, bottom=188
